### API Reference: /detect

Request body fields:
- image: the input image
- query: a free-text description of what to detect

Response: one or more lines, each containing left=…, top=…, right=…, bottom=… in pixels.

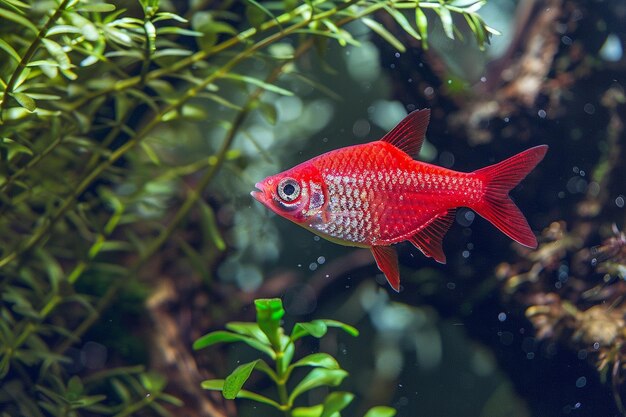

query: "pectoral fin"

left=408, top=209, right=456, bottom=263
left=371, top=245, right=400, bottom=292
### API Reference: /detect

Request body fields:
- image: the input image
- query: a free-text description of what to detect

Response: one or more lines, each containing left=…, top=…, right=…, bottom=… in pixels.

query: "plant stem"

left=274, top=347, right=291, bottom=417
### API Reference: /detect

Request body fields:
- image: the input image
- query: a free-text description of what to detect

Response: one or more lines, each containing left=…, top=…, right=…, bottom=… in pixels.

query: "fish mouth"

left=250, top=182, right=267, bottom=204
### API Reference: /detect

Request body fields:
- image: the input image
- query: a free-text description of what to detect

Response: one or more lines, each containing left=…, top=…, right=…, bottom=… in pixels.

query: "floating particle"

left=583, top=103, right=595, bottom=115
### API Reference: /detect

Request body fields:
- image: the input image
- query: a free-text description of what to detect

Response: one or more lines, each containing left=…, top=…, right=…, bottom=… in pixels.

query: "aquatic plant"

left=194, top=298, right=395, bottom=417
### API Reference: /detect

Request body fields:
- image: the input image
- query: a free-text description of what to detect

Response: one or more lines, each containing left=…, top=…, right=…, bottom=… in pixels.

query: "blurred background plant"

left=2, top=0, right=624, bottom=416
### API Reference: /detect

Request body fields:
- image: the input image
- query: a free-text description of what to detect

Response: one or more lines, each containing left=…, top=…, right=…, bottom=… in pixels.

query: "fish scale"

left=251, top=109, right=548, bottom=291
left=313, top=141, right=482, bottom=245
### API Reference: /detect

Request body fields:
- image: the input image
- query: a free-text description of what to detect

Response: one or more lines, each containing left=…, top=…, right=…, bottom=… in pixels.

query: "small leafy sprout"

left=194, top=298, right=395, bottom=417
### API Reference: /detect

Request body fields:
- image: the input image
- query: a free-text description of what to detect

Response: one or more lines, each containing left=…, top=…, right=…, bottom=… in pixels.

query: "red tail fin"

left=471, top=145, right=548, bottom=248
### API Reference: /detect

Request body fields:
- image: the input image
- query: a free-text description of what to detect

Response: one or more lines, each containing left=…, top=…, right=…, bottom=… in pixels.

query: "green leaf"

left=291, top=320, right=327, bottom=341
left=321, top=319, right=359, bottom=337
left=255, top=298, right=285, bottom=350
left=225, top=322, right=270, bottom=344
left=1, top=137, right=33, bottom=160
left=321, top=392, right=354, bottom=417
left=363, top=406, right=397, bottom=417
left=435, top=6, right=454, bottom=39
left=223, top=73, right=294, bottom=96
left=153, top=12, right=188, bottom=23
left=42, top=38, right=71, bottom=70
left=199, top=201, right=226, bottom=251
left=0, top=39, right=20, bottom=62
left=252, top=359, right=278, bottom=380
left=244, top=0, right=279, bottom=27
left=277, top=337, right=294, bottom=375
left=144, top=20, right=156, bottom=54
left=468, top=14, right=486, bottom=49
left=291, top=353, right=339, bottom=370
left=11, top=92, right=36, bottom=112
left=295, top=28, right=360, bottom=48
left=139, top=142, right=160, bottom=165
left=384, top=6, right=421, bottom=41
left=24, top=93, right=61, bottom=100
left=76, top=3, right=116, bottom=12
left=223, top=360, right=258, bottom=399
left=289, top=369, right=348, bottom=404
left=200, top=379, right=224, bottom=390
left=140, top=372, right=166, bottom=391
left=201, top=92, right=243, bottom=110
left=245, top=2, right=266, bottom=28
left=201, top=380, right=282, bottom=409
left=415, top=8, right=428, bottom=49
left=46, top=25, right=83, bottom=36
left=0, top=7, right=38, bottom=33
left=157, top=27, right=203, bottom=37
left=152, top=48, right=193, bottom=59
left=1, top=0, right=31, bottom=9
left=193, top=330, right=275, bottom=359
left=362, top=17, right=406, bottom=53
left=450, top=0, right=486, bottom=13
left=290, top=319, right=358, bottom=341
left=293, top=405, right=323, bottom=417
left=71, top=394, right=107, bottom=408
left=259, top=101, right=277, bottom=125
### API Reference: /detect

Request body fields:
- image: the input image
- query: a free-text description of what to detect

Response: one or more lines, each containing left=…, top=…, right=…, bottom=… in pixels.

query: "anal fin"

left=371, top=246, right=400, bottom=292
left=408, top=209, right=456, bottom=264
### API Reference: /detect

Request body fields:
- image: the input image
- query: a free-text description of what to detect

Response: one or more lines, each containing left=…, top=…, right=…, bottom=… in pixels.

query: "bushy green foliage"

left=0, top=0, right=496, bottom=415
left=194, top=298, right=395, bottom=417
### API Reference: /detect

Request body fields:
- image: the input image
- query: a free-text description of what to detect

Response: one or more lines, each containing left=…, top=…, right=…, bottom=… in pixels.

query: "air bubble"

left=498, top=312, right=507, bottom=322
left=538, top=109, right=547, bottom=118
left=616, top=195, right=625, bottom=208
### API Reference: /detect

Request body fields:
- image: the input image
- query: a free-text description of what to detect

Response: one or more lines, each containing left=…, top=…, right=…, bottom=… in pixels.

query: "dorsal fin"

left=380, top=109, right=430, bottom=158
left=408, top=209, right=455, bottom=263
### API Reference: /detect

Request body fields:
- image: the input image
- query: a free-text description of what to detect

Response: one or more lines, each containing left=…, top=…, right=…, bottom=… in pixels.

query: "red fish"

left=251, top=109, right=547, bottom=291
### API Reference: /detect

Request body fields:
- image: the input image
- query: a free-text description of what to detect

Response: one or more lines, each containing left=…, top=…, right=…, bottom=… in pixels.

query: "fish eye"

left=277, top=178, right=300, bottom=202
